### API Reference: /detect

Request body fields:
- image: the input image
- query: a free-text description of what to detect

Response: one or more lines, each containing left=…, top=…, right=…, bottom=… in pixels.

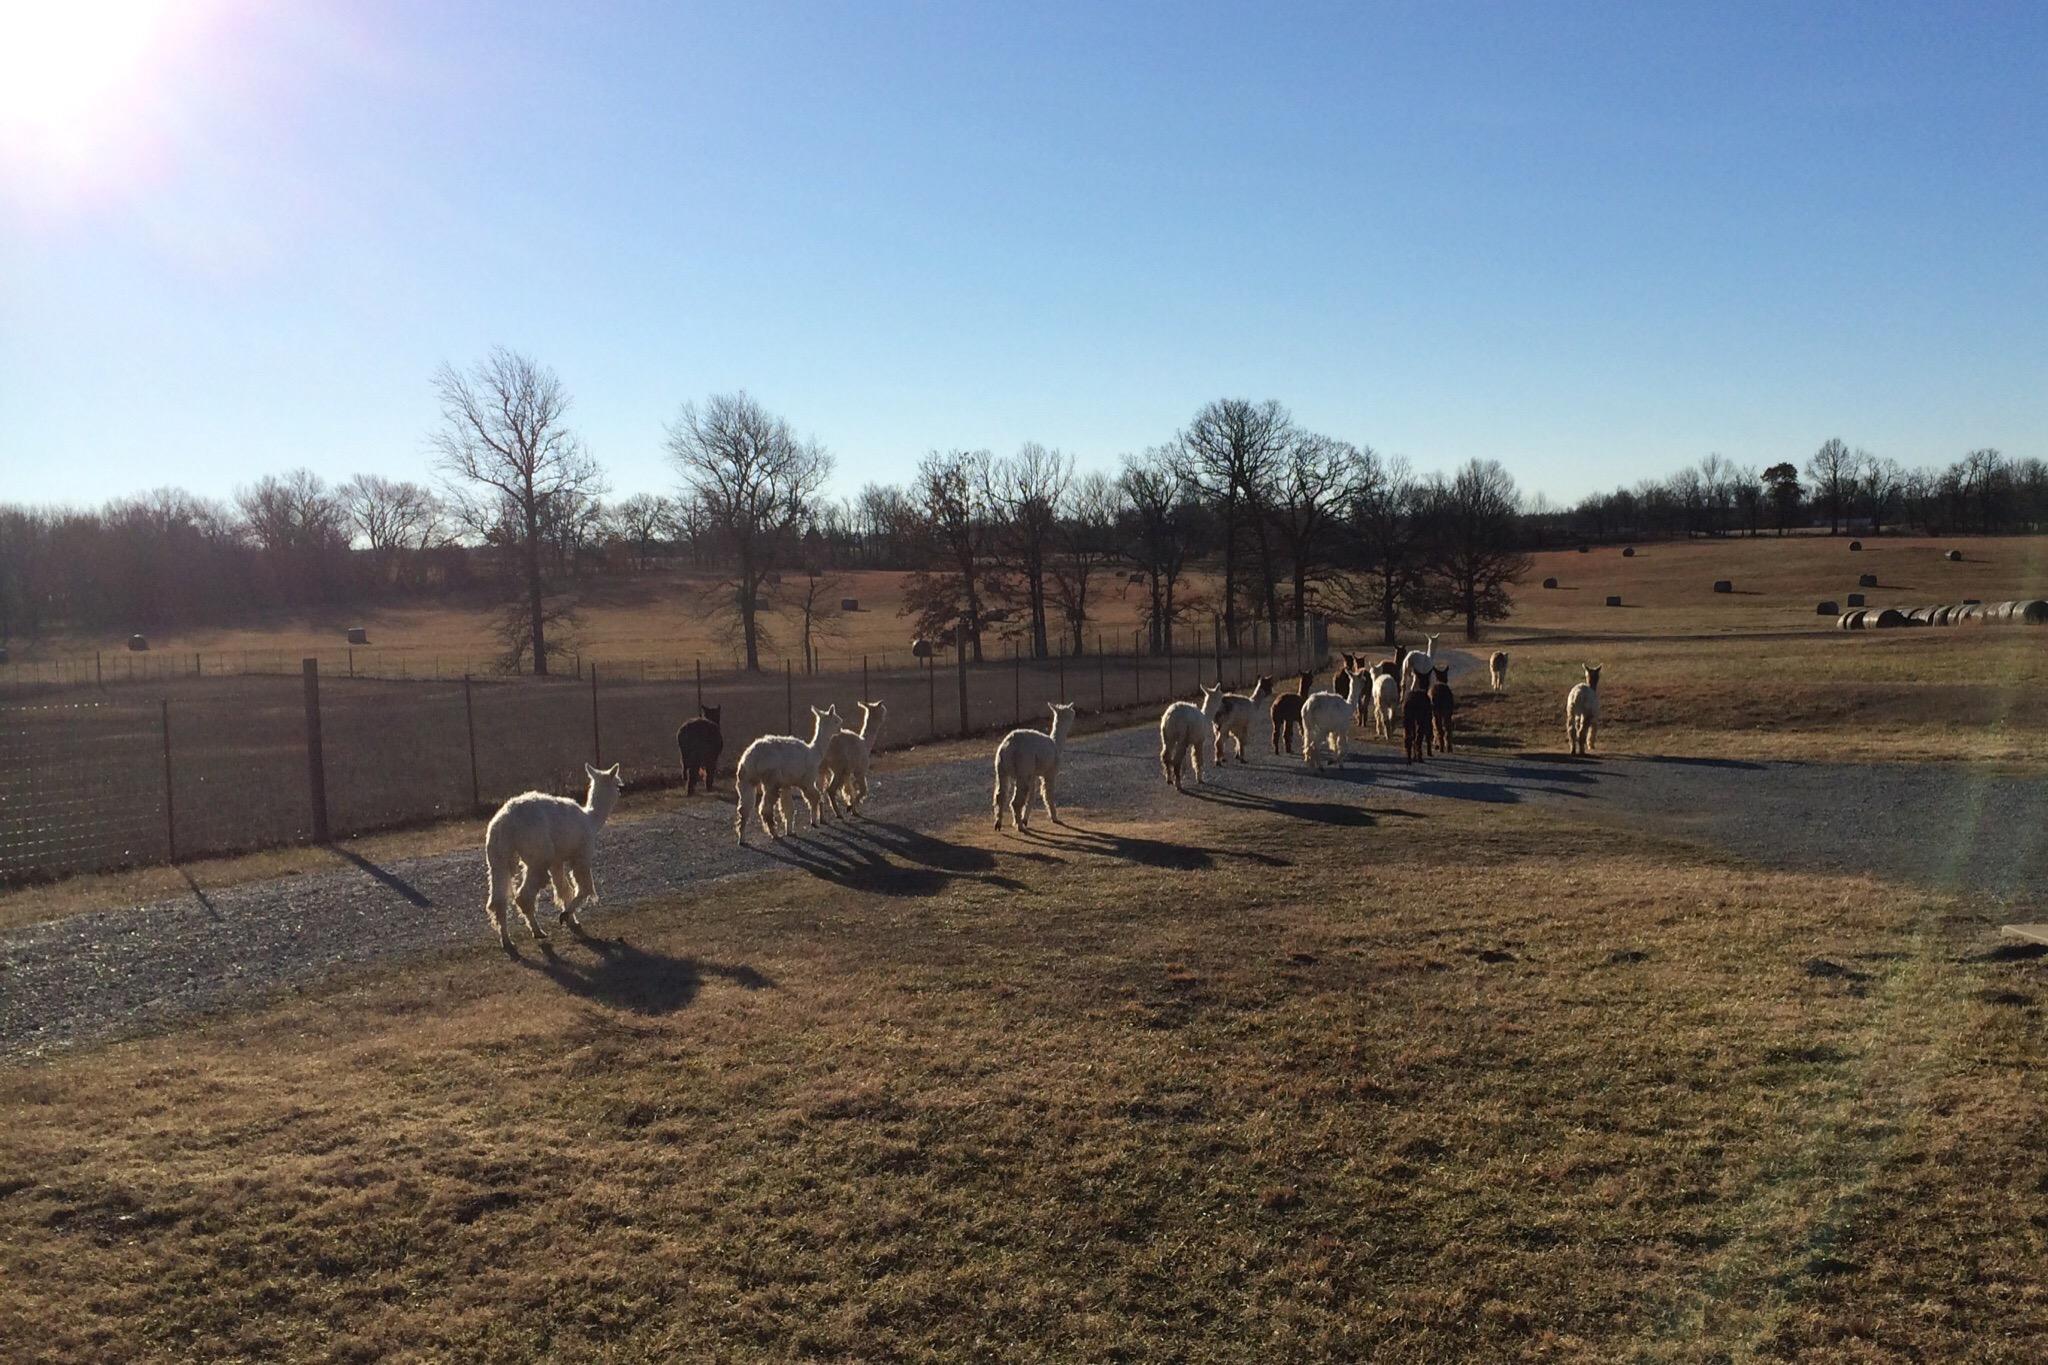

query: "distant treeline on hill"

left=2, top=365, right=2037, bottom=664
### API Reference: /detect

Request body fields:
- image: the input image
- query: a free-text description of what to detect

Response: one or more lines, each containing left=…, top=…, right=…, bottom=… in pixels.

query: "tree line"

left=2, top=346, right=2037, bottom=671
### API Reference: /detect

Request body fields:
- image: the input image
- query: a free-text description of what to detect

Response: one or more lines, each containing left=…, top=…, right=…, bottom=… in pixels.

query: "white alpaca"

left=1566, top=663, right=1602, bottom=756
left=993, top=701, right=1077, bottom=830
left=1370, top=668, right=1401, bottom=741
left=1489, top=650, right=1509, bottom=692
left=482, top=762, right=623, bottom=948
left=1212, top=675, right=1271, bottom=763
left=1301, top=671, right=1369, bottom=772
left=1159, top=683, right=1224, bottom=790
left=1401, top=633, right=1441, bottom=689
left=818, top=700, right=886, bottom=818
left=734, top=705, right=844, bottom=844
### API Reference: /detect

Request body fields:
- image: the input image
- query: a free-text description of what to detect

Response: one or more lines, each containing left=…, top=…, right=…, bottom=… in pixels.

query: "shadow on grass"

left=1642, top=755, right=1766, bottom=771
left=178, top=868, right=222, bottom=921
left=1187, top=783, right=1378, bottom=827
left=746, top=818, right=1032, bottom=895
left=1017, top=820, right=1290, bottom=869
left=329, top=846, right=433, bottom=907
left=517, top=934, right=773, bottom=1014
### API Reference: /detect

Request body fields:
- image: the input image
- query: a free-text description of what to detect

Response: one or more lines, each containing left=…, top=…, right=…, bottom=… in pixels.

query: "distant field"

left=1507, top=534, right=2048, bottom=638
left=14, top=535, right=2048, bottom=680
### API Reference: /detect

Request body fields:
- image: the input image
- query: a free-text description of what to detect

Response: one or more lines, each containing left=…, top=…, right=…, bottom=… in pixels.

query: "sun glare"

left=0, top=0, right=187, bottom=196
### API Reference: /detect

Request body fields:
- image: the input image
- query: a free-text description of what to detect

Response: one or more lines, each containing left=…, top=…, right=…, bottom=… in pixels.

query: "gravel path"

left=5, top=673, right=2043, bottom=1057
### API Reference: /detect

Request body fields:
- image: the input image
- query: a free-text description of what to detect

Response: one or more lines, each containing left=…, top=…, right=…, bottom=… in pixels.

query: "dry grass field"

left=3, top=798, right=2042, bottom=1361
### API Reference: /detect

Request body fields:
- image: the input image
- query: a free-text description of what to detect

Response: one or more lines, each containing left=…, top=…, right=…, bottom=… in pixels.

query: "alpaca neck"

left=584, top=783, right=619, bottom=829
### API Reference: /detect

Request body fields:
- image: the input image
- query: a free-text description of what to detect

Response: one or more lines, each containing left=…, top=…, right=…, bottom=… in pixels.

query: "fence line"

left=1, top=622, right=1330, bottom=883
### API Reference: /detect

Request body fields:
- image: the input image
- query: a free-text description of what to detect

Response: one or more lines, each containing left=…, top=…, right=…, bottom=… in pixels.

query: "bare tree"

left=1347, top=452, right=1427, bottom=647
left=1423, top=458, right=1530, bottom=640
left=608, top=492, right=671, bottom=570
left=902, top=449, right=1006, bottom=663
left=1175, top=399, right=1292, bottom=646
left=1806, top=438, right=1855, bottom=536
left=1859, top=452, right=1906, bottom=537
left=1118, top=448, right=1205, bottom=654
left=779, top=565, right=848, bottom=673
left=1266, top=432, right=1367, bottom=630
left=988, top=442, right=1073, bottom=658
left=666, top=392, right=833, bottom=671
left=337, top=474, right=439, bottom=585
left=431, top=349, right=599, bottom=674
left=1049, top=470, right=1123, bottom=655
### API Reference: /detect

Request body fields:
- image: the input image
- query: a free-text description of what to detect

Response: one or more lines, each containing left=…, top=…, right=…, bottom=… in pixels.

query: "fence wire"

left=0, top=702, right=169, bottom=879
left=1, top=626, right=1326, bottom=883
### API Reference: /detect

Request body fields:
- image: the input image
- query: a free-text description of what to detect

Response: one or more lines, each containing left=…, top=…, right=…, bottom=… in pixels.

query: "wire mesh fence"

left=0, top=622, right=1329, bottom=883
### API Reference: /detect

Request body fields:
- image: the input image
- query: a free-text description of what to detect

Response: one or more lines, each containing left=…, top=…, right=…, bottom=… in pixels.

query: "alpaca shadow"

left=179, top=868, right=222, bottom=921
left=1017, top=823, right=1235, bottom=870
left=1189, top=785, right=1377, bottom=827
left=1482, top=762, right=1605, bottom=786
left=1642, top=755, right=1766, bottom=771
left=1397, top=777, right=1525, bottom=804
left=329, top=846, right=433, bottom=907
left=752, top=823, right=1030, bottom=895
left=518, top=935, right=772, bottom=1015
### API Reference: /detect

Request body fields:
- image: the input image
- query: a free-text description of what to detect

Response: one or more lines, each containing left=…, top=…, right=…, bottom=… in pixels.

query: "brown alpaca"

left=1402, top=681, right=1434, bottom=763
left=1428, top=664, right=1455, bottom=753
left=676, top=704, right=723, bottom=794
left=1270, top=670, right=1316, bottom=754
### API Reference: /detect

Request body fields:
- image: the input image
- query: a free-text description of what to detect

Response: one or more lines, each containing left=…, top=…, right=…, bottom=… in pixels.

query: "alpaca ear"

left=585, top=763, right=599, bottom=779
left=607, top=763, right=622, bottom=778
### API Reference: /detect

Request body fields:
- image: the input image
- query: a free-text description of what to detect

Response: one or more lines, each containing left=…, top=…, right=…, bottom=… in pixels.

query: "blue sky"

left=2, top=1, right=2042, bottom=510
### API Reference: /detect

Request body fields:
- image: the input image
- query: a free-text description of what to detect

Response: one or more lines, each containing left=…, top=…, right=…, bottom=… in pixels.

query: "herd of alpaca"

left=478, top=649, right=1607, bottom=944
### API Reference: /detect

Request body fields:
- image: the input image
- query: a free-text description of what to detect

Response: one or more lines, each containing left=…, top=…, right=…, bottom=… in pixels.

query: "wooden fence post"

left=591, top=663, right=603, bottom=763
left=463, top=674, right=481, bottom=812
left=1097, top=633, right=1106, bottom=713
left=926, top=654, right=935, bottom=737
left=957, top=632, right=970, bottom=736
left=302, top=658, right=329, bottom=843
left=785, top=659, right=794, bottom=732
left=160, top=699, right=177, bottom=862
left=695, top=658, right=703, bottom=710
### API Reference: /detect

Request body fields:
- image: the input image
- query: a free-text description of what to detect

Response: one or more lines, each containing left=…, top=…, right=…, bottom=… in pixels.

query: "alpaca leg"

left=1586, top=719, right=1597, bottom=752
left=563, top=854, right=596, bottom=926
left=799, top=781, right=826, bottom=828
left=1271, top=716, right=1282, bottom=754
left=485, top=848, right=513, bottom=948
left=734, top=782, right=749, bottom=844
left=513, top=863, right=548, bottom=942
left=850, top=770, right=868, bottom=815
left=993, top=773, right=1008, bottom=829
left=1160, top=740, right=1175, bottom=786
left=1039, top=775, right=1061, bottom=827
left=547, top=862, right=575, bottom=920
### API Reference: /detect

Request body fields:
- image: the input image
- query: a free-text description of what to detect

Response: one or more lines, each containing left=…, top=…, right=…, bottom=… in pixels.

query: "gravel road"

left=5, top=678, right=2043, bottom=1058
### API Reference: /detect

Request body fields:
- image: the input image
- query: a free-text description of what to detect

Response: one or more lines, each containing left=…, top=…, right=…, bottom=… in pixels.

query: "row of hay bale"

left=1836, top=598, right=2048, bottom=630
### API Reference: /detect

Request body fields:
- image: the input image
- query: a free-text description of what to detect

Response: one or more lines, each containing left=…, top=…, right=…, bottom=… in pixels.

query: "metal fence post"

left=861, top=654, right=869, bottom=702
left=695, top=658, right=703, bottom=710
left=785, top=659, right=794, bottom=732
left=95, top=650, right=102, bottom=689
left=1214, top=615, right=1223, bottom=684
left=160, top=699, right=177, bottom=862
left=926, top=654, right=935, bottom=737
left=464, top=674, right=481, bottom=812
left=302, top=658, right=329, bottom=843
left=1056, top=647, right=1065, bottom=702
left=957, top=633, right=970, bottom=736
left=591, top=663, right=603, bottom=763
left=1097, top=633, right=1106, bottom=713
left=1013, top=637, right=1021, bottom=722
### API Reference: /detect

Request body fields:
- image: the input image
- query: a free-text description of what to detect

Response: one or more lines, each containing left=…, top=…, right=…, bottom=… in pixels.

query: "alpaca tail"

left=992, top=740, right=1011, bottom=826
left=483, top=818, right=517, bottom=940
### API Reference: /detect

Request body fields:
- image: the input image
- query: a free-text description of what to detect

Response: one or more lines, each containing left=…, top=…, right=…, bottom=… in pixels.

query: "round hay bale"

left=1858, top=573, right=1878, bottom=588
left=1871, top=608, right=1907, bottom=629
left=1816, top=600, right=1839, bottom=615
left=1621, top=546, right=1636, bottom=558
left=1542, top=577, right=1559, bottom=589
left=1905, top=607, right=1929, bottom=624
left=839, top=598, right=859, bottom=612
left=345, top=626, right=369, bottom=645
left=1605, top=595, right=1623, bottom=607
left=2022, top=600, right=2048, bottom=625
left=1846, top=592, right=1865, bottom=607
left=1958, top=604, right=1979, bottom=622
left=1931, top=606, right=1953, bottom=626
left=1849, top=540, right=1863, bottom=551
left=127, top=634, right=149, bottom=651
left=1713, top=580, right=1733, bottom=593
left=1577, top=545, right=1590, bottom=554
left=1946, top=549, right=1963, bottom=562
left=910, top=637, right=935, bottom=659
left=1845, top=609, right=1868, bottom=630
left=1962, top=597, right=1981, bottom=605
